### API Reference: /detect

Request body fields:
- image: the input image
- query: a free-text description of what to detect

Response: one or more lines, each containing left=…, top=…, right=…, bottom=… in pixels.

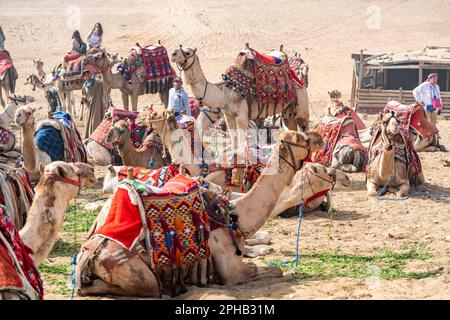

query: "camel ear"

left=39, top=163, right=46, bottom=175
left=28, top=105, right=36, bottom=112
left=193, top=47, right=197, bottom=54
left=56, top=165, right=69, bottom=178
left=107, top=165, right=116, bottom=177
left=306, top=131, right=323, bottom=151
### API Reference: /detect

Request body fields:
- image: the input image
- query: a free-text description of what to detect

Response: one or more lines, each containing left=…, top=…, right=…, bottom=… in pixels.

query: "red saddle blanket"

left=314, top=116, right=366, bottom=165
left=89, top=108, right=149, bottom=149
left=368, top=126, right=422, bottom=180
left=336, top=107, right=366, bottom=131
left=94, top=174, right=210, bottom=268
left=0, top=50, right=14, bottom=76
left=0, top=210, right=43, bottom=299
left=384, top=100, right=438, bottom=140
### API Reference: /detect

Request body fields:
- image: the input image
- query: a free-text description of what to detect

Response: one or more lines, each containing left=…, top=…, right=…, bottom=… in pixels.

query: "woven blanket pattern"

left=0, top=50, right=14, bottom=76
left=241, top=164, right=265, bottom=192
left=0, top=127, right=11, bottom=145
left=384, top=100, right=438, bottom=140
left=141, top=45, right=174, bottom=94
left=0, top=166, right=34, bottom=230
left=34, top=126, right=64, bottom=161
left=118, top=164, right=180, bottom=188
left=117, top=50, right=145, bottom=83
left=313, top=117, right=346, bottom=165
left=222, top=52, right=256, bottom=97
left=368, top=127, right=422, bottom=180
left=336, top=107, right=366, bottom=131
left=0, top=209, right=43, bottom=299
left=63, top=56, right=83, bottom=80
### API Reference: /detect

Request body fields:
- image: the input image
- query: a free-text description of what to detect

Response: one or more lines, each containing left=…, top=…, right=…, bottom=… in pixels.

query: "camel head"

left=277, top=130, right=323, bottom=170
left=171, top=46, right=197, bottom=68
left=381, top=111, right=400, bottom=137
left=104, top=119, right=130, bottom=146
left=38, top=161, right=97, bottom=193
left=306, top=163, right=351, bottom=188
left=33, top=58, right=44, bottom=70
left=82, top=50, right=107, bottom=70
left=107, top=52, right=122, bottom=66
left=14, top=104, right=35, bottom=127
left=146, top=106, right=178, bottom=135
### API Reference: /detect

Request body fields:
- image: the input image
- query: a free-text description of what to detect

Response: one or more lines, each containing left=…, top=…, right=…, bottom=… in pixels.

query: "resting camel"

left=104, top=119, right=166, bottom=168
left=76, top=130, right=322, bottom=297
left=366, top=111, right=424, bottom=197
left=0, top=161, right=96, bottom=300
left=14, top=105, right=53, bottom=181
left=171, top=47, right=310, bottom=158
left=82, top=50, right=169, bottom=111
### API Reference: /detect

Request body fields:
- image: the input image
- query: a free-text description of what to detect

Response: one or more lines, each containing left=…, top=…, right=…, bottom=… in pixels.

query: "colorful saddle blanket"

left=117, top=164, right=181, bottom=189
left=336, top=107, right=366, bottom=131
left=0, top=126, right=12, bottom=147
left=0, top=50, right=14, bottom=76
left=384, top=100, right=438, bottom=140
left=368, top=126, right=422, bottom=180
left=63, top=56, right=83, bottom=80
left=90, top=108, right=149, bottom=149
left=313, top=116, right=366, bottom=165
left=0, top=165, right=34, bottom=230
left=34, top=111, right=87, bottom=163
left=95, top=174, right=210, bottom=268
left=223, top=48, right=299, bottom=108
left=0, top=209, right=43, bottom=299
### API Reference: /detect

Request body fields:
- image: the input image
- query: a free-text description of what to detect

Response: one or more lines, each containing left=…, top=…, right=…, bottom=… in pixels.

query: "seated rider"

left=86, top=23, right=104, bottom=50
left=167, top=77, right=191, bottom=117
left=63, top=30, right=87, bottom=67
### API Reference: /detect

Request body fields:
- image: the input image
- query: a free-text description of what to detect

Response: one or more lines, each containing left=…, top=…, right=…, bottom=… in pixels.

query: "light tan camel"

left=104, top=119, right=165, bottom=168
left=82, top=51, right=169, bottom=111
left=0, top=161, right=96, bottom=300
left=0, top=95, right=35, bottom=126
left=76, top=130, right=322, bottom=297
left=171, top=47, right=310, bottom=158
left=0, top=67, right=18, bottom=109
left=14, top=105, right=52, bottom=181
left=84, top=139, right=113, bottom=167
left=366, top=112, right=424, bottom=197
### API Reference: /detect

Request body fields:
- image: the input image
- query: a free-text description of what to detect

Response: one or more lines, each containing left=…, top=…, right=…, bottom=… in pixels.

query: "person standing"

left=0, top=26, right=5, bottom=51
left=81, top=69, right=106, bottom=139
left=413, top=73, right=443, bottom=124
left=167, top=77, right=191, bottom=117
left=86, top=23, right=103, bottom=50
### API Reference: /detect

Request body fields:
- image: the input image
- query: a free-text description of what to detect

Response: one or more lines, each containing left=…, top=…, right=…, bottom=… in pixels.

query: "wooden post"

left=350, top=66, right=357, bottom=109
left=358, top=50, right=365, bottom=90
left=418, top=61, right=424, bottom=84
left=399, top=86, right=403, bottom=102
left=446, top=69, right=450, bottom=91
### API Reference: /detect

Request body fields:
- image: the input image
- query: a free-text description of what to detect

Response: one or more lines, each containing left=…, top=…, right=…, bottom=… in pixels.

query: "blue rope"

left=70, top=254, right=77, bottom=300
left=376, top=175, right=394, bottom=199
left=378, top=192, right=450, bottom=202
left=267, top=200, right=303, bottom=268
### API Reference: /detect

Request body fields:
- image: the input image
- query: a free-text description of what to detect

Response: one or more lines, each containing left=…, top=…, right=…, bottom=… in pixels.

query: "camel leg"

left=396, top=181, right=410, bottom=198
left=367, top=181, right=378, bottom=197
left=80, top=251, right=160, bottom=297
left=209, top=228, right=282, bottom=285
left=131, top=92, right=139, bottom=112
left=0, top=84, right=5, bottom=108
left=121, top=92, right=129, bottom=110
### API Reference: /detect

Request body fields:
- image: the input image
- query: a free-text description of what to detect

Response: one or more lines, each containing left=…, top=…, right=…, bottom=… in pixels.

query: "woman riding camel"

left=86, top=23, right=104, bottom=50
left=81, top=68, right=106, bottom=138
left=63, top=30, right=87, bottom=67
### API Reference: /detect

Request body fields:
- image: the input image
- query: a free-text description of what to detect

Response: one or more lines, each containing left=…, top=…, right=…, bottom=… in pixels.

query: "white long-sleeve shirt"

left=413, top=81, right=442, bottom=109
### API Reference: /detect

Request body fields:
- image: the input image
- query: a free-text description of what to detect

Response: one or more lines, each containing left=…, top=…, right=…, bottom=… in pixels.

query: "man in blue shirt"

left=168, top=77, right=191, bottom=117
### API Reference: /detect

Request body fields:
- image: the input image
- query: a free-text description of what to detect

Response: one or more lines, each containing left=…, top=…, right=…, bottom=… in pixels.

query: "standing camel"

left=171, top=46, right=310, bottom=159
left=76, top=130, right=322, bottom=297
left=82, top=51, right=169, bottom=111
left=0, top=161, right=96, bottom=300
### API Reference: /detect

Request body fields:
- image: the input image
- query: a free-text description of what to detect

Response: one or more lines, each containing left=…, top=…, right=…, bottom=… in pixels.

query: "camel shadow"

left=304, top=209, right=369, bottom=221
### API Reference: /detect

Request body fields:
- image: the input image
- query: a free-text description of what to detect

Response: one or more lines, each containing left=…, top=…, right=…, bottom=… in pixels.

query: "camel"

left=289, top=52, right=309, bottom=88
left=0, top=161, right=96, bottom=300
left=104, top=119, right=165, bottom=168
left=76, top=129, right=322, bottom=297
left=195, top=105, right=222, bottom=145
left=14, top=105, right=52, bottom=181
left=82, top=50, right=169, bottom=112
left=171, top=47, right=310, bottom=158
left=0, top=66, right=18, bottom=109
left=366, top=111, right=424, bottom=197
left=0, top=95, right=35, bottom=126
left=84, top=139, right=114, bottom=167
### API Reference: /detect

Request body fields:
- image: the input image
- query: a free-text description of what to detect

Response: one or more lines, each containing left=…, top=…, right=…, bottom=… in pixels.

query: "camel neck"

left=19, top=188, right=74, bottom=266
left=232, top=152, right=297, bottom=236
left=21, top=121, right=38, bottom=174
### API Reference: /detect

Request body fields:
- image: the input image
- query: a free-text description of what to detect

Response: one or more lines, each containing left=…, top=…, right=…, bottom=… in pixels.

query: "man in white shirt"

left=413, top=73, right=442, bottom=124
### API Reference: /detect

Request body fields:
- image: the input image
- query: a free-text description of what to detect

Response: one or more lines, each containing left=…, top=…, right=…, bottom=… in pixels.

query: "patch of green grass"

left=45, top=278, right=71, bottom=295
left=272, top=244, right=442, bottom=283
left=39, top=263, right=70, bottom=275
left=48, top=239, right=80, bottom=258
left=266, top=219, right=277, bottom=227
left=63, top=204, right=98, bottom=233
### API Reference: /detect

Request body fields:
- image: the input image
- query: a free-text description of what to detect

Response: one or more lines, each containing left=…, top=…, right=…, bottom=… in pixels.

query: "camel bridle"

left=278, top=139, right=310, bottom=172
left=201, top=107, right=221, bottom=124
left=44, top=164, right=83, bottom=194
left=176, top=46, right=197, bottom=72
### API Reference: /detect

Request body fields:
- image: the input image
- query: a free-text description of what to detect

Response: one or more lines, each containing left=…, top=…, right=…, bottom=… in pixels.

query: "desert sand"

left=0, top=0, right=449, bottom=299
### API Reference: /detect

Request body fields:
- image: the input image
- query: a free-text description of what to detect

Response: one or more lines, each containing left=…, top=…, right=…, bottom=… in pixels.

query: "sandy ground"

left=1, top=0, right=449, bottom=299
